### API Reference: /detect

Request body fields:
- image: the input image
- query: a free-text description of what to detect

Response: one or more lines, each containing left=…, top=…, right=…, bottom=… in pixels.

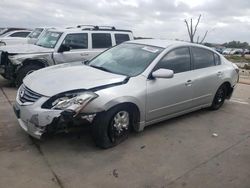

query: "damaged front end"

left=14, top=85, right=99, bottom=139
left=44, top=111, right=97, bottom=137
left=0, top=51, right=17, bottom=80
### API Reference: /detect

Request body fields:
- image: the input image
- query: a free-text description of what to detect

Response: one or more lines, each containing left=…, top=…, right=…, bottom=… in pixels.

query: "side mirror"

left=58, top=44, right=71, bottom=53
left=152, top=69, right=174, bottom=79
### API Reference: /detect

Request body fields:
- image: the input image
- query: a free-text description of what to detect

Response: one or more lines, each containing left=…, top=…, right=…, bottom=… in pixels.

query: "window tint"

left=156, top=47, right=191, bottom=74
left=28, top=28, right=43, bottom=39
left=115, top=34, right=130, bottom=44
left=193, top=47, right=215, bottom=69
left=62, top=33, right=88, bottom=49
left=10, top=32, right=30, bottom=37
left=214, top=53, right=221, bottom=65
left=36, top=31, right=62, bottom=48
left=92, top=33, right=112, bottom=48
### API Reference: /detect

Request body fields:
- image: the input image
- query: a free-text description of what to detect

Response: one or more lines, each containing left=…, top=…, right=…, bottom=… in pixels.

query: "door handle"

left=217, top=71, right=223, bottom=77
left=185, top=80, right=192, bottom=86
left=80, top=53, right=89, bottom=56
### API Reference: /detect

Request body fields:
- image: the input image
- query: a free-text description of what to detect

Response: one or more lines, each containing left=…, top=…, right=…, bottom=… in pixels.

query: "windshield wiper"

left=35, top=43, right=43, bottom=47
left=89, top=65, right=113, bottom=73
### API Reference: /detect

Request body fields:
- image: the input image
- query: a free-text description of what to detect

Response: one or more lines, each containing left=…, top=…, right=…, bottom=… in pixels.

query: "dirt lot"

left=0, top=76, right=250, bottom=188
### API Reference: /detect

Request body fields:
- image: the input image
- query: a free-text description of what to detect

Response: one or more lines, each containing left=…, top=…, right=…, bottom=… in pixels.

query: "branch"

left=190, top=18, right=193, bottom=42
left=199, top=30, right=208, bottom=44
left=184, top=19, right=192, bottom=42
left=196, top=36, right=200, bottom=43
left=193, top=14, right=201, bottom=37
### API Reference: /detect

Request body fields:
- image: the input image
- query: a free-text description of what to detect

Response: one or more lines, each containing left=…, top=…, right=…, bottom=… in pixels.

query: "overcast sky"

left=1, top=0, right=250, bottom=43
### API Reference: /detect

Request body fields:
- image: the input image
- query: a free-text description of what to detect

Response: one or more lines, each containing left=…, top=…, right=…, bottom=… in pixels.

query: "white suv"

left=0, top=25, right=134, bottom=86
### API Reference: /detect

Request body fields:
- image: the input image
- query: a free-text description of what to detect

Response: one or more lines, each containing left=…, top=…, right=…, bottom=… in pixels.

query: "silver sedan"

left=13, top=39, right=239, bottom=148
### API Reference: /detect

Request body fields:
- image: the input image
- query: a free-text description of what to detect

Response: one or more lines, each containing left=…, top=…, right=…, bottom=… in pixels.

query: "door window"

left=193, top=47, right=215, bottom=69
left=214, top=53, right=221, bottom=65
left=62, top=33, right=88, bottom=49
left=115, top=34, right=130, bottom=44
left=10, top=32, right=30, bottom=38
left=155, top=47, right=191, bottom=73
left=92, top=33, right=112, bottom=48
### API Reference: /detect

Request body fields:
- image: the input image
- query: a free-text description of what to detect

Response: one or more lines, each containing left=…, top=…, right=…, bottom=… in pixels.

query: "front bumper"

left=13, top=98, right=62, bottom=139
left=13, top=96, right=97, bottom=139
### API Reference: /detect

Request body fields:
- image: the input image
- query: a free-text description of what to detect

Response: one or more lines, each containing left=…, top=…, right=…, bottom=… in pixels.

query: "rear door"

left=88, top=33, right=113, bottom=59
left=190, top=47, right=224, bottom=106
left=53, top=33, right=90, bottom=64
left=114, top=33, right=130, bottom=45
left=146, top=47, right=195, bottom=121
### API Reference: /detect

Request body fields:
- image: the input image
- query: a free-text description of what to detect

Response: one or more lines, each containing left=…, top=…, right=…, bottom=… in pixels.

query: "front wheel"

left=15, top=64, right=43, bottom=87
left=210, top=85, right=228, bottom=110
left=92, top=105, right=132, bottom=149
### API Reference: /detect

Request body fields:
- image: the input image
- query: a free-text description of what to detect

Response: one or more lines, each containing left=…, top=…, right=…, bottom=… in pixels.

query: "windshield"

left=89, top=43, right=164, bottom=77
left=0, top=28, right=6, bottom=35
left=28, top=28, right=43, bottom=39
left=36, top=31, right=62, bottom=48
left=0, top=31, right=12, bottom=37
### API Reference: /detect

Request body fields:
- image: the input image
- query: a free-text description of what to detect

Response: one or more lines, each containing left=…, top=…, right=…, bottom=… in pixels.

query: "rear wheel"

left=15, top=64, right=43, bottom=87
left=210, top=85, right=228, bottom=110
left=92, top=105, right=132, bottom=149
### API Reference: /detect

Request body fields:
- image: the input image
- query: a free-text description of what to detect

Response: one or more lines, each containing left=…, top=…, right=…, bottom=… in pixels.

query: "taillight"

left=232, top=63, right=239, bottom=82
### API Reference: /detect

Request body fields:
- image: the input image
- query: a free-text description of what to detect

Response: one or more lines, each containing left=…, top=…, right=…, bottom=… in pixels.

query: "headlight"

left=46, top=92, right=98, bottom=115
left=0, top=41, right=5, bottom=46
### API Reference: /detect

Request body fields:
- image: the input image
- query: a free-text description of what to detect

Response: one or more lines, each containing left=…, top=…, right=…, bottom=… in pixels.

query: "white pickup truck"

left=0, top=25, right=134, bottom=86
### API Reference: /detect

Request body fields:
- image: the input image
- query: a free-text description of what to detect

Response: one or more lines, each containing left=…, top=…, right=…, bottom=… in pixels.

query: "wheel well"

left=221, top=82, right=233, bottom=98
left=109, top=102, right=141, bottom=132
left=22, top=59, right=47, bottom=68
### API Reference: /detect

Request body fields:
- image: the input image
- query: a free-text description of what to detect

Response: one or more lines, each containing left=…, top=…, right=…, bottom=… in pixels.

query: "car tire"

left=92, top=105, right=132, bottom=149
left=210, top=84, right=228, bottom=110
left=15, top=64, right=43, bottom=87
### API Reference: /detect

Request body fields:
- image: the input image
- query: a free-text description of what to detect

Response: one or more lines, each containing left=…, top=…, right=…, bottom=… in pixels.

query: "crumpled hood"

left=0, top=43, right=53, bottom=54
left=23, top=63, right=127, bottom=96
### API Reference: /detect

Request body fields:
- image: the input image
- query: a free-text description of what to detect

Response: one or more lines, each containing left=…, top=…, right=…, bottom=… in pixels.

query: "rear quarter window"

left=192, top=47, right=215, bottom=69
left=214, top=53, right=221, bottom=65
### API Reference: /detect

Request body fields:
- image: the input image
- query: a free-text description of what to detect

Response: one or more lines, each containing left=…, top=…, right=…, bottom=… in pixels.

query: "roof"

left=126, top=39, right=215, bottom=51
left=47, top=27, right=132, bottom=33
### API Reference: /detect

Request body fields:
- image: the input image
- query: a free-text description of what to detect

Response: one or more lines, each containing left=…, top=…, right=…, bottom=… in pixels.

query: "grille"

left=19, top=85, right=42, bottom=103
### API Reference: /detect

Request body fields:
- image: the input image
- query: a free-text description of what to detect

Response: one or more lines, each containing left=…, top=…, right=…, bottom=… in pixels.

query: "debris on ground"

left=212, top=133, right=219, bottom=137
left=113, top=169, right=119, bottom=178
left=140, top=145, right=146, bottom=149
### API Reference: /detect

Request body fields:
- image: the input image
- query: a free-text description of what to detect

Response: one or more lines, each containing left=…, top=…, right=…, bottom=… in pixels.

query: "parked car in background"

left=230, top=48, right=243, bottom=55
left=0, top=27, right=52, bottom=46
left=26, top=27, right=55, bottom=44
left=214, top=47, right=225, bottom=54
left=0, top=30, right=31, bottom=38
left=0, top=25, right=134, bottom=86
left=222, top=48, right=233, bottom=55
left=243, top=49, right=250, bottom=54
left=0, top=28, right=29, bottom=36
left=0, top=30, right=32, bottom=46
left=13, top=39, right=239, bottom=148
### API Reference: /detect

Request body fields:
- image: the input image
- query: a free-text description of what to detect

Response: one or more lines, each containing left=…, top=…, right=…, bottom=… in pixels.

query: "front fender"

left=9, top=53, right=53, bottom=66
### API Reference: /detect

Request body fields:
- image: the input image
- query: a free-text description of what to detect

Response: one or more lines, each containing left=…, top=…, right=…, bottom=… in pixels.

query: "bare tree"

left=184, top=15, right=208, bottom=44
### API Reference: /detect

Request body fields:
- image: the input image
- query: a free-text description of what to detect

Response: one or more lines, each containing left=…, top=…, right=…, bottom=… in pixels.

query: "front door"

left=53, top=33, right=91, bottom=64
left=146, top=47, right=194, bottom=121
